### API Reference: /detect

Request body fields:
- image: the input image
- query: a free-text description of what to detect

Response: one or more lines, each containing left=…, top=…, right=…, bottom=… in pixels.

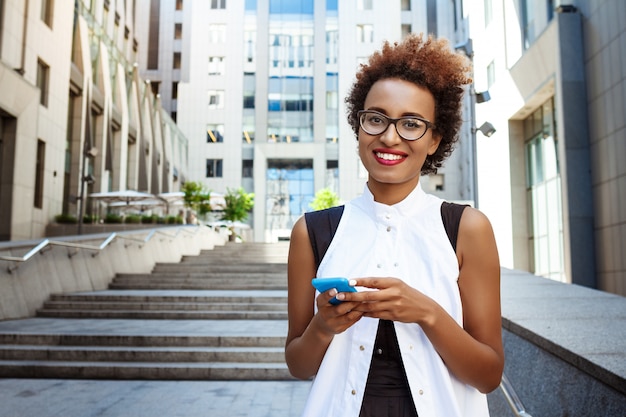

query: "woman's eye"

left=402, top=119, right=423, bottom=129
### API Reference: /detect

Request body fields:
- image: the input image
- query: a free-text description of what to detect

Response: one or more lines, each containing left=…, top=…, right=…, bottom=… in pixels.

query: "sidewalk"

left=0, top=378, right=311, bottom=417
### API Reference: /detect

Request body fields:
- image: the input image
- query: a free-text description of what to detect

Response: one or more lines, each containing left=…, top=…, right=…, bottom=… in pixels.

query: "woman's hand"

left=337, top=277, right=435, bottom=325
left=314, top=287, right=364, bottom=336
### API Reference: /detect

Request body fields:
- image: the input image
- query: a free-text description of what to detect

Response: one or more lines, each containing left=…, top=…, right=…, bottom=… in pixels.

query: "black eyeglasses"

left=358, top=110, right=435, bottom=141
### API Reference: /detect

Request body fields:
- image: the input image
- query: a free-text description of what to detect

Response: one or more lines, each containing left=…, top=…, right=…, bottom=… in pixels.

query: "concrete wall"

left=0, top=225, right=225, bottom=320
left=488, top=269, right=626, bottom=416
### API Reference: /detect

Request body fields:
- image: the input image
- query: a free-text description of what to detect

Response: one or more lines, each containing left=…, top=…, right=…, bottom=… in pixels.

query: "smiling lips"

left=374, top=149, right=407, bottom=165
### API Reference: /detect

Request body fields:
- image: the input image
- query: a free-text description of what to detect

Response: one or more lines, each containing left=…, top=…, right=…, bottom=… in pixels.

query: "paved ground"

left=0, top=378, right=312, bottom=417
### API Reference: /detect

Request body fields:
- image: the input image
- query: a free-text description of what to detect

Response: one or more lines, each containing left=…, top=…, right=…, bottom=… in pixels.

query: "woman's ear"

left=427, top=133, right=443, bottom=155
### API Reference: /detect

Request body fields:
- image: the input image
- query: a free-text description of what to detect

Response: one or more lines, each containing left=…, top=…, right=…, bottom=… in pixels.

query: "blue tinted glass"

left=245, top=0, right=257, bottom=11
left=300, top=168, right=314, bottom=180
left=266, top=168, right=279, bottom=180
left=301, top=180, right=314, bottom=194
left=285, top=169, right=301, bottom=181
left=326, top=0, right=338, bottom=11
left=270, top=0, right=314, bottom=14
left=289, top=195, right=300, bottom=214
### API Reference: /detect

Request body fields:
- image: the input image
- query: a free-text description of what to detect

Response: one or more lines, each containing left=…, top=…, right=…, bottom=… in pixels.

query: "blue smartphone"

left=311, top=277, right=357, bottom=305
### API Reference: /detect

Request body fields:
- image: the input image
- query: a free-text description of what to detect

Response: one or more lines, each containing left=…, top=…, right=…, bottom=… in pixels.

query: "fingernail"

left=329, top=288, right=337, bottom=296
left=349, top=279, right=357, bottom=286
left=336, top=293, right=345, bottom=300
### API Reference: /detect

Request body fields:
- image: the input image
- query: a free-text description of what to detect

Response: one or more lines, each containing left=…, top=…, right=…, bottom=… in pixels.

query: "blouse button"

left=385, top=214, right=391, bottom=220
left=419, top=389, right=424, bottom=395
left=359, top=345, right=365, bottom=351
left=394, top=262, right=399, bottom=267
left=386, top=226, right=391, bottom=232
left=376, top=348, right=383, bottom=355
left=376, top=263, right=382, bottom=268
left=351, top=390, right=357, bottom=395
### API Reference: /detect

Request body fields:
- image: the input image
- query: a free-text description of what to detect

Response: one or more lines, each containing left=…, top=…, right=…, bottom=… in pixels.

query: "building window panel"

left=209, top=24, right=226, bottom=43
left=206, top=124, right=224, bottom=143
left=208, top=56, right=225, bottom=75
left=356, top=24, right=373, bottom=43
left=174, top=23, right=182, bottom=39
left=37, top=59, right=50, bottom=107
left=357, top=0, right=372, bottom=10
left=34, top=140, right=45, bottom=208
left=206, top=159, right=223, bottom=177
left=208, top=90, right=225, bottom=109
left=211, top=0, right=226, bottom=9
left=41, top=0, right=54, bottom=27
left=173, top=52, right=181, bottom=69
left=176, top=0, right=183, bottom=10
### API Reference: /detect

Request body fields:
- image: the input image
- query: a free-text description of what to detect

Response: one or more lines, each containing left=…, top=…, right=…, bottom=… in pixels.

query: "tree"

left=309, top=188, right=340, bottom=211
left=181, top=181, right=212, bottom=216
left=221, top=187, right=255, bottom=223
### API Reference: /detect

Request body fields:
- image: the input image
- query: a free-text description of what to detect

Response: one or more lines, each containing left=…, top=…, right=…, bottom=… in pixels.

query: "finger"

left=316, top=288, right=338, bottom=308
left=352, top=277, right=397, bottom=289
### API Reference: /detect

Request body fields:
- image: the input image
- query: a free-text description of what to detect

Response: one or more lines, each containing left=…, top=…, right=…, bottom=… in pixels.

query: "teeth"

left=375, top=152, right=403, bottom=161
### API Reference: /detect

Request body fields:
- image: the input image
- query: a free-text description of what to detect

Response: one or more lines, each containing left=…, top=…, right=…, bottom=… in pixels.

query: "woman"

left=286, top=33, right=504, bottom=417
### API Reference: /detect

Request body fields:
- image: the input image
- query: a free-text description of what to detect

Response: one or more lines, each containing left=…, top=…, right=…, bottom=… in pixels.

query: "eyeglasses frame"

left=357, top=110, right=435, bottom=141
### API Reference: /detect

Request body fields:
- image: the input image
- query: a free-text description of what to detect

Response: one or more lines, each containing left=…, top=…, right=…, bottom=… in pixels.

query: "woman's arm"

left=344, top=207, right=504, bottom=392
left=284, top=216, right=364, bottom=380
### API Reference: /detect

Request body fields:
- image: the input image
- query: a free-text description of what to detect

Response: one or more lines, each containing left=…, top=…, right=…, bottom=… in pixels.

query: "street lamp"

left=455, top=38, right=496, bottom=208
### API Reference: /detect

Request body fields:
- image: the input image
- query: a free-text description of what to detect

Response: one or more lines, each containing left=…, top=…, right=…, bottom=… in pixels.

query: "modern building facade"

left=136, top=0, right=474, bottom=243
left=0, top=0, right=189, bottom=241
left=465, top=0, right=625, bottom=295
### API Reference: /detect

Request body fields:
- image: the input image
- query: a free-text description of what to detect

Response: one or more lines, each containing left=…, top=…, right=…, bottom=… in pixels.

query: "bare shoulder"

left=457, top=207, right=499, bottom=269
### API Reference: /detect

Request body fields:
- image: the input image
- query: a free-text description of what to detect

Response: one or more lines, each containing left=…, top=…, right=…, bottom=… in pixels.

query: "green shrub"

left=141, top=214, right=158, bottom=224
left=54, top=213, right=77, bottom=224
left=125, top=214, right=141, bottom=224
left=104, top=213, right=123, bottom=224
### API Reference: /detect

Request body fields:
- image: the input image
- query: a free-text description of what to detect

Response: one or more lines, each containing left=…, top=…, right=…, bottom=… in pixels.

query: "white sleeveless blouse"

left=300, top=183, right=489, bottom=417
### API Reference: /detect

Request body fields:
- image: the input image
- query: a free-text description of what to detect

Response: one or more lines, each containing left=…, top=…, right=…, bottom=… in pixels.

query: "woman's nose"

left=379, top=122, right=403, bottom=145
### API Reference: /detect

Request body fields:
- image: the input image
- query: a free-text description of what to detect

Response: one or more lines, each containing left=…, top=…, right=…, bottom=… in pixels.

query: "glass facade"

left=525, top=98, right=564, bottom=282
left=266, top=160, right=314, bottom=233
left=267, top=0, right=314, bottom=143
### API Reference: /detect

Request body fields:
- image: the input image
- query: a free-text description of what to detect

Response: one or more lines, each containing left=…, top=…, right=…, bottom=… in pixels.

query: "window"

left=211, top=0, right=226, bottom=8
left=41, top=0, right=54, bottom=27
left=172, top=82, right=178, bottom=99
left=208, top=56, right=225, bottom=75
left=34, top=140, right=45, bottom=208
left=487, top=60, right=495, bottom=89
left=37, top=59, right=50, bottom=107
left=174, top=23, right=182, bottom=39
left=206, top=124, right=224, bottom=143
left=357, top=0, right=372, bottom=10
left=209, top=24, right=226, bottom=43
left=242, top=160, right=253, bottom=178
left=206, top=159, right=223, bottom=177
left=208, top=90, right=224, bottom=109
left=401, top=0, right=410, bottom=11
left=401, top=24, right=412, bottom=39
left=175, top=0, right=183, bottom=10
left=356, top=24, right=373, bottom=43
left=173, top=52, right=181, bottom=69
left=484, top=0, right=493, bottom=26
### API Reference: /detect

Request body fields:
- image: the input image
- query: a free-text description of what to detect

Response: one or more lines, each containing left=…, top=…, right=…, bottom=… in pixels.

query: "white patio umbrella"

left=89, top=190, right=156, bottom=205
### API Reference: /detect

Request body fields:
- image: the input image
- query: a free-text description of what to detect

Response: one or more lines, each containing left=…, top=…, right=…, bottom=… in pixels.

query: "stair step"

left=0, top=345, right=284, bottom=362
left=0, top=360, right=293, bottom=380
left=41, top=301, right=287, bottom=311
left=36, top=309, right=288, bottom=320
left=108, top=283, right=287, bottom=290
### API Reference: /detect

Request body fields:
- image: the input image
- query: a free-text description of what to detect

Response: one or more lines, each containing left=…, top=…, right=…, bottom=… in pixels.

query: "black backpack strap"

left=304, top=205, right=345, bottom=269
left=440, top=201, right=468, bottom=252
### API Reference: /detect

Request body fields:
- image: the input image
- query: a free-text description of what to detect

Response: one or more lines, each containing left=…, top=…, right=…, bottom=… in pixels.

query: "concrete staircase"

left=0, top=242, right=295, bottom=380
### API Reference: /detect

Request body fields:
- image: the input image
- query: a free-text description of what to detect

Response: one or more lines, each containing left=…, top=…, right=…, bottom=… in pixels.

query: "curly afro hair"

left=345, top=33, right=472, bottom=175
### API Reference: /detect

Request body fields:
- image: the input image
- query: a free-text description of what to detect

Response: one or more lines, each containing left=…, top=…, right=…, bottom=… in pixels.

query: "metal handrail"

left=0, top=225, right=201, bottom=273
left=500, top=373, right=533, bottom=416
